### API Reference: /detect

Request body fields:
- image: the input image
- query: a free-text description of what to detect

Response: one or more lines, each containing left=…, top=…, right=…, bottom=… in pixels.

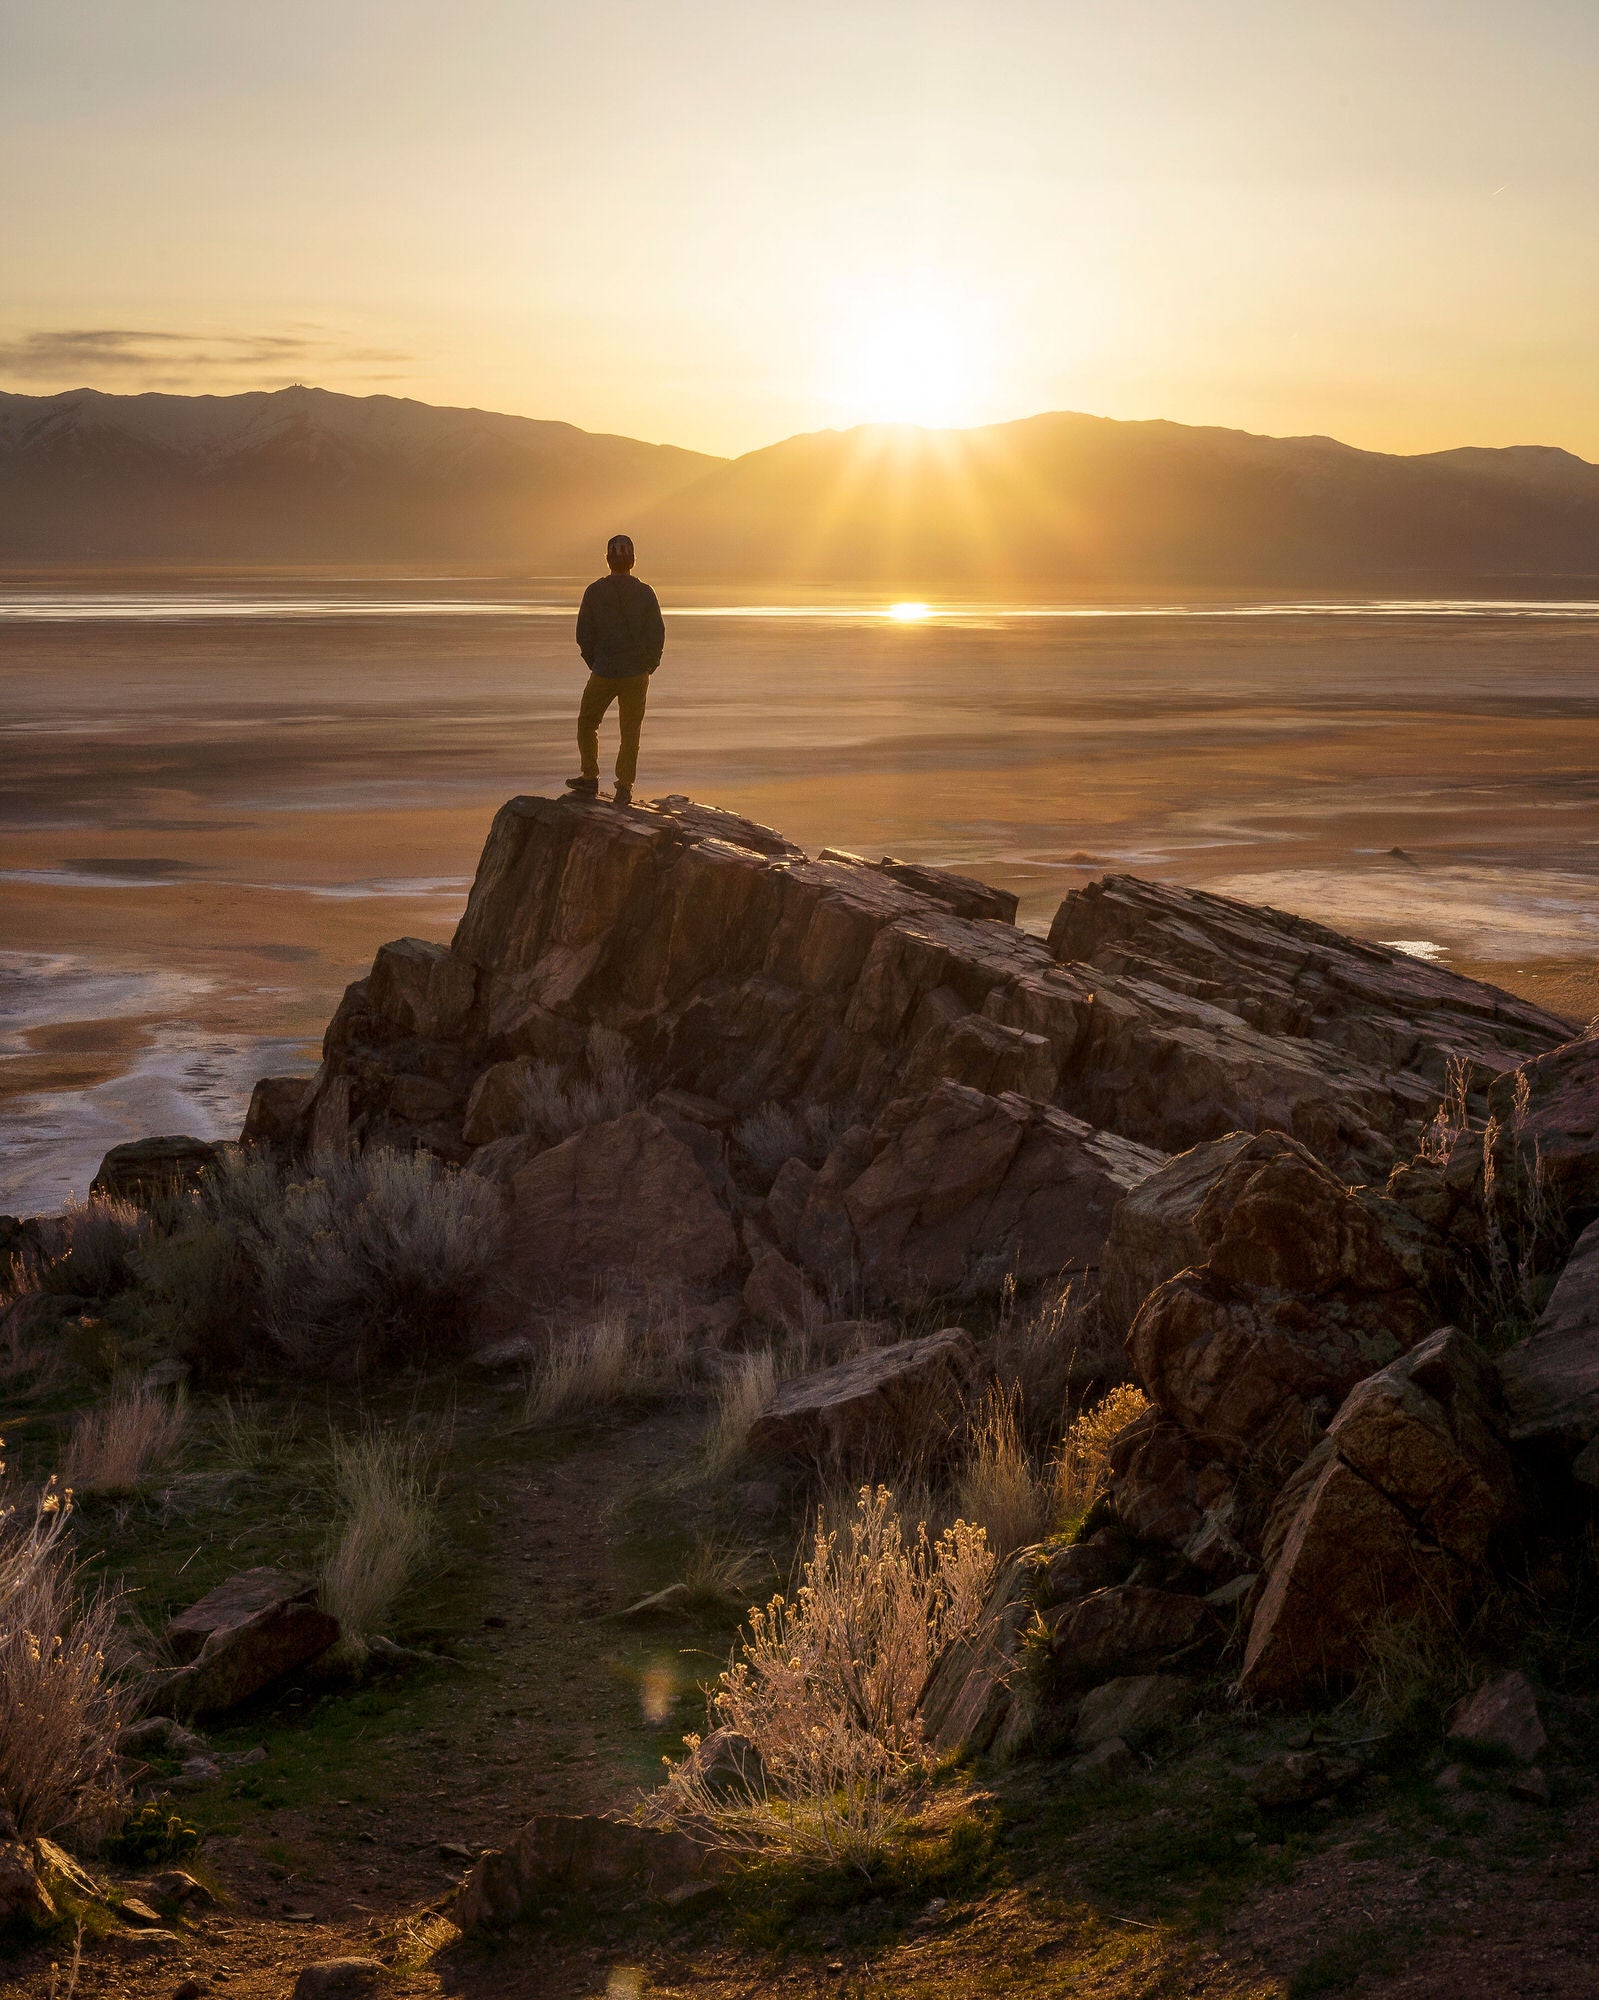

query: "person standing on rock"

left=567, top=533, right=665, bottom=806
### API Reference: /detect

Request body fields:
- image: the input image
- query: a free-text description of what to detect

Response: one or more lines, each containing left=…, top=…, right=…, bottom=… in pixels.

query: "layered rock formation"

left=261, top=791, right=1566, bottom=1311
left=231, top=789, right=1599, bottom=1705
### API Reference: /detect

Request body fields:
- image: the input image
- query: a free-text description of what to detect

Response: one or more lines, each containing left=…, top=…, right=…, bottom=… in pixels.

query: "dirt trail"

left=9, top=1404, right=721, bottom=1999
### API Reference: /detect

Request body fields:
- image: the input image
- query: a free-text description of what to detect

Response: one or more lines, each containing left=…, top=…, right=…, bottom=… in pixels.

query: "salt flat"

left=2, top=575, right=1597, bottom=1212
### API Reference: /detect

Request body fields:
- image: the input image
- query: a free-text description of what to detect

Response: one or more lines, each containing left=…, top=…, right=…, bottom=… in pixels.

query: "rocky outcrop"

left=1487, top=1030, right=1599, bottom=1222
left=1241, top=1328, right=1518, bottom=1700
left=284, top=793, right=1567, bottom=1214
left=501, top=1110, right=738, bottom=1298
left=453, top=1813, right=725, bottom=1931
left=783, top=1082, right=1164, bottom=1301
left=164, top=1569, right=339, bottom=1715
left=745, top=1328, right=976, bottom=1466
left=1498, top=1216, right=1599, bottom=1452
left=1126, top=1133, right=1440, bottom=1473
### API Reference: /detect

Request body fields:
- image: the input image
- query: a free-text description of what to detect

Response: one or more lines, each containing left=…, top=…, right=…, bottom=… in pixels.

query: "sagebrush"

left=653, top=1485, right=993, bottom=1868
left=0, top=1468, right=130, bottom=1841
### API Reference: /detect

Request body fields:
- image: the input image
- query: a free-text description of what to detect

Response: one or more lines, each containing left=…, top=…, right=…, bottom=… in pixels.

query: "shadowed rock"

left=503, top=1109, right=738, bottom=1297
left=746, top=1327, right=976, bottom=1466
left=164, top=1568, right=339, bottom=1716
left=453, top=1813, right=726, bottom=1931
left=1241, top=1328, right=1518, bottom=1700
left=1498, top=1216, right=1599, bottom=1451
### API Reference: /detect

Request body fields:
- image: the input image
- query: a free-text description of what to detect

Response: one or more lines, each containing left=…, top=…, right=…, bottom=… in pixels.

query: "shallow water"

left=4, top=576, right=1598, bottom=1213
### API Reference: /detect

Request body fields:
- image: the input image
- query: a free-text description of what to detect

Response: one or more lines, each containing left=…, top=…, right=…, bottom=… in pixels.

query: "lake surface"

left=4, top=575, right=1598, bottom=1215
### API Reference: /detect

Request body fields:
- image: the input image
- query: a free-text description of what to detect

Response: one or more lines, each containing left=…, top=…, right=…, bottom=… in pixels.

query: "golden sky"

left=3, top=0, right=1597, bottom=459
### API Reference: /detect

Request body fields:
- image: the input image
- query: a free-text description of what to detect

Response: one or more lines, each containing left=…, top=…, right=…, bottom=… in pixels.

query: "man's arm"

left=575, top=582, right=597, bottom=668
left=644, top=585, right=665, bottom=671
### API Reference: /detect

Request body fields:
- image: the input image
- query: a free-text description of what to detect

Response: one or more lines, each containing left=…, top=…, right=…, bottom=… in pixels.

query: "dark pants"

left=577, top=671, right=649, bottom=785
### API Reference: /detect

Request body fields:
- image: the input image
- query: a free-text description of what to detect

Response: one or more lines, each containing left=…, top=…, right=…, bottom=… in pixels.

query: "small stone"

left=149, top=1869, right=216, bottom=1908
left=119, top=1897, right=164, bottom=1927
left=172, top=1755, right=222, bottom=1790
left=1508, top=1766, right=1551, bottom=1804
left=438, top=1842, right=474, bottom=1861
left=172, top=1979, right=207, bottom=2000
left=1069, top=1736, right=1135, bottom=1783
left=291, top=1960, right=385, bottom=2000
left=1448, top=1670, right=1548, bottom=1767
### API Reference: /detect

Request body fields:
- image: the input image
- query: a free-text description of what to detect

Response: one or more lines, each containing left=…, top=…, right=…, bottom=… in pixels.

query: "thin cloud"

left=0, top=327, right=410, bottom=386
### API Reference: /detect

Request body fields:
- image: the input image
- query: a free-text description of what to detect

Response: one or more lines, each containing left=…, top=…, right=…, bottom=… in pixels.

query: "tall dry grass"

left=63, top=1382, right=187, bottom=1495
left=955, top=1386, right=1056, bottom=1557
left=990, top=1278, right=1127, bottom=1456
left=520, top=1297, right=697, bottom=1426
left=653, top=1485, right=993, bottom=1869
left=37, top=1194, right=149, bottom=1301
left=732, top=1102, right=845, bottom=1184
left=700, top=1348, right=780, bottom=1479
left=319, top=1425, right=440, bottom=1655
left=0, top=1468, right=130, bottom=1840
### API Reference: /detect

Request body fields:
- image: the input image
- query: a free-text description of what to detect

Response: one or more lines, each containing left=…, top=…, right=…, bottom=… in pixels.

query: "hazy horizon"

left=7, top=2, right=1599, bottom=459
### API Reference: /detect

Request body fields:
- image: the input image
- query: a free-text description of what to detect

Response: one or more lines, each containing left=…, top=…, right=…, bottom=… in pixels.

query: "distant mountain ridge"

left=0, top=385, right=719, bottom=566
left=3, top=384, right=1598, bottom=586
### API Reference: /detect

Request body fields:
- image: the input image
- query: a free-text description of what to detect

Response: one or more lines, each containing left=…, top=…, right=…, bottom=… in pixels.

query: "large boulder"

left=502, top=1110, right=738, bottom=1297
left=1104, top=1412, right=1248, bottom=1580
left=1497, top=1216, right=1599, bottom=1452
left=1100, top=1131, right=1261, bottom=1337
left=1126, top=1133, right=1439, bottom=1472
left=92, top=1135, right=221, bottom=1207
left=746, top=1327, right=976, bottom=1466
left=164, top=1569, right=339, bottom=1715
left=1074, top=1673, right=1195, bottom=1751
left=453, top=1813, right=725, bottom=1932
left=791, top=1081, right=1164, bottom=1301
left=366, top=936, right=478, bottom=1041
left=1241, top=1328, right=1518, bottom=1701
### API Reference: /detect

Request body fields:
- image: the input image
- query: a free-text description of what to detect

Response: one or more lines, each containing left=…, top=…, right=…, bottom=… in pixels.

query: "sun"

left=826, top=281, right=991, bottom=429
left=886, top=601, right=932, bottom=621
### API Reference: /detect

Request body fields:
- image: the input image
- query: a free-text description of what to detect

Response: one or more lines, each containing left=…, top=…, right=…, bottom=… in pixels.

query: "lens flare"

left=886, top=601, right=932, bottom=621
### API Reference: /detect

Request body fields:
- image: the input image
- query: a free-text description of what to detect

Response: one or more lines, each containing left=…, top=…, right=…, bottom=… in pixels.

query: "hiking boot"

left=564, top=775, right=600, bottom=797
left=613, top=783, right=633, bottom=806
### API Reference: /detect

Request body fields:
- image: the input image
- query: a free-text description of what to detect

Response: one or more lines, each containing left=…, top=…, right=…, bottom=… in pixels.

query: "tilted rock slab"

left=789, top=1080, right=1165, bottom=1300
left=1241, top=1327, right=1518, bottom=1701
left=746, top=1327, right=976, bottom=1465
left=164, top=1568, right=339, bottom=1716
left=917, top=1553, right=1032, bottom=1757
left=285, top=793, right=1568, bottom=1198
left=1047, top=1583, right=1216, bottom=1686
left=454, top=1813, right=726, bottom=1931
left=1126, top=1133, right=1441, bottom=1472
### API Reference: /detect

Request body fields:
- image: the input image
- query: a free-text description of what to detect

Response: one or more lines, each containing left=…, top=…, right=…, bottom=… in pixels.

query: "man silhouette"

left=566, top=533, right=665, bottom=806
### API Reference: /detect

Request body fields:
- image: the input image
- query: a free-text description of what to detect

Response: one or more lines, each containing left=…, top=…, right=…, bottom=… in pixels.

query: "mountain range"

left=3, top=383, right=1598, bottom=587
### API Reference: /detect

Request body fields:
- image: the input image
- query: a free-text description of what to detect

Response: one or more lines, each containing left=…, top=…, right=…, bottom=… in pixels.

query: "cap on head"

left=606, top=533, right=635, bottom=570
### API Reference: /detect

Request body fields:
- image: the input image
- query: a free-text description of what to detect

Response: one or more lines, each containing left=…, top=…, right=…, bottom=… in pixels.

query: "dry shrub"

left=63, top=1382, right=187, bottom=1495
left=991, top=1278, right=1127, bottom=1456
left=253, top=1149, right=502, bottom=1374
left=517, top=1024, right=647, bottom=1144
left=956, top=1386, right=1055, bottom=1556
left=680, top=1534, right=769, bottom=1614
left=319, top=1425, right=440, bottom=1655
left=0, top=1469, right=130, bottom=1840
left=37, top=1194, right=149, bottom=1301
left=653, top=1485, right=993, bottom=1869
left=1055, top=1381, right=1151, bottom=1520
left=521, top=1297, right=695, bottom=1426
left=732, top=1102, right=845, bottom=1185
left=700, top=1348, right=779, bottom=1479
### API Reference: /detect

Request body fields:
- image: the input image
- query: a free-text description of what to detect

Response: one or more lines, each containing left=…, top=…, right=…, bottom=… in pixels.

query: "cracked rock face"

left=1125, top=1132, right=1442, bottom=1473
left=1240, top=1327, right=1518, bottom=1701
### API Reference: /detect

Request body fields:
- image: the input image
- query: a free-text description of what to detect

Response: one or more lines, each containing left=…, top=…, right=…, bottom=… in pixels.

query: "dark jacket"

left=576, top=573, right=665, bottom=679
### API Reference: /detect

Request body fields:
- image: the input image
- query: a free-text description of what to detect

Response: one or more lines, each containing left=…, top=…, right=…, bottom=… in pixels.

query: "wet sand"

left=4, top=577, right=1598, bottom=1212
